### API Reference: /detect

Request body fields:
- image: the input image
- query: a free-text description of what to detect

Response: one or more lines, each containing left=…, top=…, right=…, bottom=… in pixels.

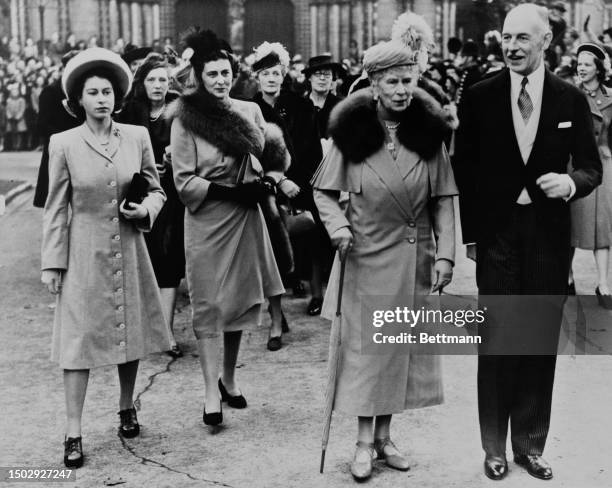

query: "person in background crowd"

left=230, top=53, right=259, bottom=100
left=455, top=40, right=482, bottom=107
left=547, top=2, right=568, bottom=69
left=116, top=53, right=186, bottom=356
left=33, top=50, right=80, bottom=208
left=252, top=41, right=325, bottom=322
left=23, top=38, right=38, bottom=59
left=122, top=44, right=153, bottom=74
left=304, top=54, right=344, bottom=140
left=48, top=32, right=64, bottom=63
left=563, top=28, right=580, bottom=56
left=41, top=47, right=169, bottom=468
left=0, top=36, right=10, bottom=60
left=287, top=54, right=308, bottom=95
left=170, top=29, right=285, bottom=423
left=5, top=83, right=27, bottom=150
left=445, top=36, right=463, bottom=67
left=28, top=74, right=45, bottom=148
left=64, top=33, right=77, bottom=53
left=313, top=38, right=457, bottom=483
left=569, top=43, right=612, bottom=307
left=0, top=91, right=6, bottom=151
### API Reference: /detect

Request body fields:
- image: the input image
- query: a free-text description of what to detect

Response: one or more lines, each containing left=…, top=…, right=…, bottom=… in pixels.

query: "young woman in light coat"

left=41, top=48, right=169, bottom=468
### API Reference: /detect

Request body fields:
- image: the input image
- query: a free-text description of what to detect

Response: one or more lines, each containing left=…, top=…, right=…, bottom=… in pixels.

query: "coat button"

left=119, top=341, right=125, bottom=347
left=117, top=306, right=124, bottom=312
left=114, top=235, right=120, bottom=241
left=116, top=270, right=122, bottom=276
left=408, top=221, right=416, bottom=227
left=111, top=199, right=117, bottom=204
left=408, top=237, right=416, bottom=244
left=110, top=181, right=117, bottom=187
left=112, top=217, right=119, bottom=223
left=117, top=288, right=123, bottom=293
left=118, top=323, right=125, bottom=329
left=115, top=252, right=122, bottom=259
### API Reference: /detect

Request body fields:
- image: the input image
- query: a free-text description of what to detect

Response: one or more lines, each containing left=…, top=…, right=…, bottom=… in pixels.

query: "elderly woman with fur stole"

left=169, top=29, right=287, bottom=426
left=312, top=40, right=458, bottom=482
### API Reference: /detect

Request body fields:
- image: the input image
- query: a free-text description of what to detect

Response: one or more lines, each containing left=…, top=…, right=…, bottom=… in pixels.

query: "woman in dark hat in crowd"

left=41, top=48, right=169, bottom=468
left=304, top=54, right=344, bottom=139
left=251, top=41, right=326, bottom=319
left=569, top=43, right=612, bottom=307
left=312, top=39, right=458, bottom=481
left=122, top=44, right=154, bottom=74
left=116, top=53, right=185, bottom=356
left=170, top=29, right=287, bottom=424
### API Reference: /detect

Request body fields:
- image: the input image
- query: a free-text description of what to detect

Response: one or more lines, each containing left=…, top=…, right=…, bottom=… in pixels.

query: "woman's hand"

left=331, top=227, right=354, bottom=261
left=278, top=178, right=300, bottom=198
left=120, top=199, right=149, bottom=220
left=41, top=269, right=62, bottom=294
left=431, top=259, right=453, bottom=293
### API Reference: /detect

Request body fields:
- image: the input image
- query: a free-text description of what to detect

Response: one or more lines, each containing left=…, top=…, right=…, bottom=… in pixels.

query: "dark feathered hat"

left=183, top=28, right=232, bottom=69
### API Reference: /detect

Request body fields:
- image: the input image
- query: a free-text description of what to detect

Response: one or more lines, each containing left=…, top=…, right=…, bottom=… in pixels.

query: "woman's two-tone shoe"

left=63, top=436, right=84, bottom=468
left=218, top=378, right=247, bottom=409
left=374, top=438, right=410, bottom=471
left=596, top=287, right=612, bottom=309
left=350, top=441, right=376, bottom=481
left=118, top=407, right=140, bottom=438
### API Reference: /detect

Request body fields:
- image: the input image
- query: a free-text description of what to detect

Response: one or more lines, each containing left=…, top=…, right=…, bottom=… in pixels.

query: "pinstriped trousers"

left=476, top=204, right=568, bottom=456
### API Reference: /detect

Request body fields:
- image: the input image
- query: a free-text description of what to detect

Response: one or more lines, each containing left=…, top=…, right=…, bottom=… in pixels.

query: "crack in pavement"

left=118, top=435, right=235, bottom=487
left=119, top=356, right=237, bottom=488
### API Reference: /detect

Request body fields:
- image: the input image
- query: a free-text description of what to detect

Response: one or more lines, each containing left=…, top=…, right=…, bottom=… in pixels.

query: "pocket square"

left=558, top=121, right=572, bottom=128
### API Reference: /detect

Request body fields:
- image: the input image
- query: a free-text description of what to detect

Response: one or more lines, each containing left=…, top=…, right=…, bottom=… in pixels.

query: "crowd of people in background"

left=5, top=2, right=612, bottom=153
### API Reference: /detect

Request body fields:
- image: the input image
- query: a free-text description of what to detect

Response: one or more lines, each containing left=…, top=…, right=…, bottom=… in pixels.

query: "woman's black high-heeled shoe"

left=118, top=407, right=140, bottom=438
left=218, top=378, right=247, bottom=408
left=267, top=335, right=282, bottom=351
left=203, top=401, right=223, bottom=426
left=63, top=436, right=84, bottom=468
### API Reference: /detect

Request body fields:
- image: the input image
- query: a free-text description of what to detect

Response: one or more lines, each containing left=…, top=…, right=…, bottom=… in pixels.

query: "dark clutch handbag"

left=124, top=173, right=149, bottom=208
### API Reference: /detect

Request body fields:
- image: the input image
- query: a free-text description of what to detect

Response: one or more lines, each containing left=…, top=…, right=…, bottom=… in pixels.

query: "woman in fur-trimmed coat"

left=312, top=41, right=458, bottom=481
left=169, top=29, right=288, bottom=425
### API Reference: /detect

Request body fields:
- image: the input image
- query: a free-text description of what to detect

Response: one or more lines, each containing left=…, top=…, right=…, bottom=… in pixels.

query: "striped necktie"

left=518, top=76, right=533, bottom=123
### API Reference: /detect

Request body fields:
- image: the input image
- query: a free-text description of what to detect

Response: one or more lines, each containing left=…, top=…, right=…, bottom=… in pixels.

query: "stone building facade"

left=3, top=0, right=612, bottom=60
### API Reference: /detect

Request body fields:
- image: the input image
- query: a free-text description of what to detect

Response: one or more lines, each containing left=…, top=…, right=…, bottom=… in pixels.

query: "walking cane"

left=320, top=254, right=347, bottom=474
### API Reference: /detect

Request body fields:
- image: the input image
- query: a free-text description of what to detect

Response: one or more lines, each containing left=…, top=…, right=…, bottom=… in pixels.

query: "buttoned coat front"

left=42, top=122, right=171, bottom=369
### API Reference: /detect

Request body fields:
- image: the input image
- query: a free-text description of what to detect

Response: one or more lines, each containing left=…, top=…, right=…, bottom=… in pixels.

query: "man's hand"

left=330, top=227, right=354, bottom=261
left=432, top=259, right=453, bottom=293
left=536, top=173, right=572, bottom=199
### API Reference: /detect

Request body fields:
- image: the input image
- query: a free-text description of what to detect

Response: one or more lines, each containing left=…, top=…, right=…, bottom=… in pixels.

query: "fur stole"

left=329, top=87, right=456, bottom=162
left=261, top=123, right=290, bottom=173
left=168, top=87, right=264, bottom=157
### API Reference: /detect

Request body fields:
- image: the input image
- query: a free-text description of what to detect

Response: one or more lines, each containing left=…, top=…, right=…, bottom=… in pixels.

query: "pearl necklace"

left=150, top=105, right=165, bottom=121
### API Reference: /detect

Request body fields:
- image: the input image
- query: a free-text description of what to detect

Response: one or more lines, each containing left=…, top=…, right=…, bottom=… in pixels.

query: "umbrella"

left=320, top=255, right=347, bottom=473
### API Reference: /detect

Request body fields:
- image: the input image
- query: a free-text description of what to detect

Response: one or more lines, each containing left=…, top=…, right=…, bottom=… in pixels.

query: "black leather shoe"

left=118, top=407, right=140, bottom=438
left=514, top=454, right=553, bottom=480
left=166, top=344, right=183, bottom=358
left=293, top=281, right=307, bottom=298
left=203, top=401, right=223, bottom=426
left=64, top=436, right=83, bottom=468
left=484, top=454, right=508, bottom=481
left=218, top=378, right=247, bottom=409
left=307, top=297, right=323, bottom=316
left=267, top=336, right=282, bottom=351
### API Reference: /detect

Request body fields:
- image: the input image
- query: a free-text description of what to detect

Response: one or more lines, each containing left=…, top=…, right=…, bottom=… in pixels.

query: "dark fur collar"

left=329, top=87, right=456, bottom=162
left=169, top=88, right=264, bottom=157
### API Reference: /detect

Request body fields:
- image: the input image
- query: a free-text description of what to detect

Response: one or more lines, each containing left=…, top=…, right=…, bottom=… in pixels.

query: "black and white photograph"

left=1, top=0, right=611, bottom=486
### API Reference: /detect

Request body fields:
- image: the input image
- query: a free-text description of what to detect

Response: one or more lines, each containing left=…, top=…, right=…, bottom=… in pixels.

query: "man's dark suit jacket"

left=455, top=68, right=602, bottom=246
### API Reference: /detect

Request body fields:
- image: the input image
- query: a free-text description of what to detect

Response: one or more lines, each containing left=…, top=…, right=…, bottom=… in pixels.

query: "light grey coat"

left=42, top=122, right=170, bottom=369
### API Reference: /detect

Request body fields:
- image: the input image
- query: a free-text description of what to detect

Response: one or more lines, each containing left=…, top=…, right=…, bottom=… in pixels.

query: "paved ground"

left=1, top=151, right=611, bottom=487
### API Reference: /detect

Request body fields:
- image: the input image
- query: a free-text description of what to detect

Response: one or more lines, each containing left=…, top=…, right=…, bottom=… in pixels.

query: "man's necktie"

left=518, top=76, right=533, bottom=123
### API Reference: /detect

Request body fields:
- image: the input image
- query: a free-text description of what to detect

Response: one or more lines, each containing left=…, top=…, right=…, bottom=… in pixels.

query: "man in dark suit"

left=454, top=3, right=602, bottom=481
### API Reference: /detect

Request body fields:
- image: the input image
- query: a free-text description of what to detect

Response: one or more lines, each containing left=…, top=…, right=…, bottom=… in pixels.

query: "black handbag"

left=124, top=172, right=149, bottom=208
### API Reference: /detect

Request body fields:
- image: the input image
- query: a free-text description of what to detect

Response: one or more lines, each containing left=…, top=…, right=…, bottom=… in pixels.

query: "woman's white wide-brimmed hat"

left=62, top=47, right=132, bottom=98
